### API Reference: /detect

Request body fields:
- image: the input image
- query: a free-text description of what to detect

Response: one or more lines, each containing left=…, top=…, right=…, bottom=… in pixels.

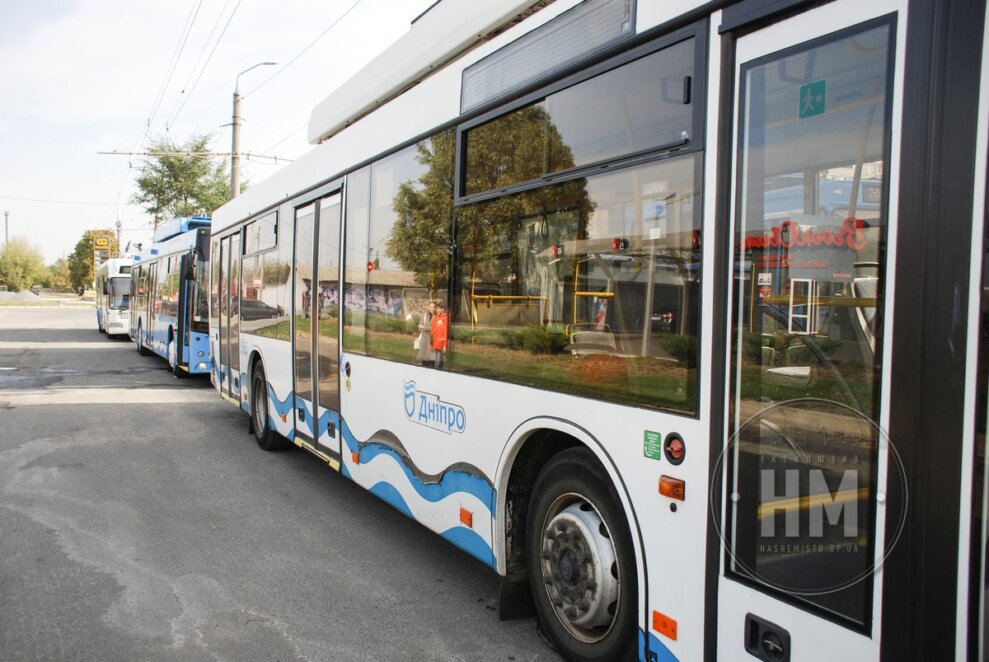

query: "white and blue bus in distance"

left=131, top=215, right=211, bottom=376
left=209, top=0, right=989, bottom=660
left=95, top=256, right=131, bottom=337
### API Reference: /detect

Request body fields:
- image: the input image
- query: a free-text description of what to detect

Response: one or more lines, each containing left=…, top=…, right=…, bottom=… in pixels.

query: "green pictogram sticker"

left=798, top=79, right=826, bottom=119
left=644, top=430, right=663, bottom=460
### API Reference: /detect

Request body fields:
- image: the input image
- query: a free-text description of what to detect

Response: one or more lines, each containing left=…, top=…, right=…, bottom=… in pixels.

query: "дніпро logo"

left=403, top=381, right=466, bottom=435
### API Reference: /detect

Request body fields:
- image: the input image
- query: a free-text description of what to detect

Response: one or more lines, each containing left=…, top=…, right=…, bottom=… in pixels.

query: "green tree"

left=0, top=238, right=47, bottom=292
left=47, top=257, right=71, bottom=289
left=131, top=134, right=231, bottom=226
left=67, top=230, right=118, bottom=291
left=388, top=109, right=594, bottom=290
left=387, top=130, right=456, bottom=290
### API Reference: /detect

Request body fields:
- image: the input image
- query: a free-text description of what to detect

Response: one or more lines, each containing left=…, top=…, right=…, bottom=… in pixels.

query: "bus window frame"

left=454, top=20, right=709, bottom=206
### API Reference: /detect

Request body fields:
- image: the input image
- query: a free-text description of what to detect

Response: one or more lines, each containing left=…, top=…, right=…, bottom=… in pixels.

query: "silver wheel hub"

left=540, top=500, right=620, bottom=640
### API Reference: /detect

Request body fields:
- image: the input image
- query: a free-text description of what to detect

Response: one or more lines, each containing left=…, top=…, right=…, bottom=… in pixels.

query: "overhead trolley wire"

left=242, top=0, right=366, bottom=99
left=166, top=0, right=243, bottom=129
left=117, top=0, right=204, bottom=206
left=143, top=0, right=204, bottom=142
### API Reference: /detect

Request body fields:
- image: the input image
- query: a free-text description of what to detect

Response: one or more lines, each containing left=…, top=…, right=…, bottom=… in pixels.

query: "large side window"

left=727, top=20, right=893, bottom=628
left=241, top=211, right=287, bottom=338
left=357, top=130, right=454, bottom=362
left=210, top=238, right=220, bottom=327
left=343, top=166, right=370, bottom=355
left=452, top=156, right=700, bottom=412
left=463, top=37, right=696, bottom=198
left=446, top=32, right=704, bottom=414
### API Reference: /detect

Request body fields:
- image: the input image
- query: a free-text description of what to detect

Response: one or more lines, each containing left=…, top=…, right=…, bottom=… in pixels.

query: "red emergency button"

left=664, top=432, right=685, bottom=465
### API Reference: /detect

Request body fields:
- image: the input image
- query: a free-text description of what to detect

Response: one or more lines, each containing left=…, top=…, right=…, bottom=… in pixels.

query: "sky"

left=0, top=0, right=437, bottom=264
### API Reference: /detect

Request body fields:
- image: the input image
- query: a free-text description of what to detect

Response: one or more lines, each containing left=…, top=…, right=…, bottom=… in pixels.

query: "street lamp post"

left=231, top=61, right=277, bottom=199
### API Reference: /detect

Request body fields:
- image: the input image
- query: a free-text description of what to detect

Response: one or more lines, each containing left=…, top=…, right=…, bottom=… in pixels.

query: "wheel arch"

left=246, top=348, right=266, bottom=410
left=493, top=417, right=648, bottom=622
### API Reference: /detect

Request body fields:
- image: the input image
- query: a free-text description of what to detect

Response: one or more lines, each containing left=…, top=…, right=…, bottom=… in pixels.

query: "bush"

left=367, top=314, right=413, bottom=334
left=514, top=325, right=554, bottom=353
left=743, top=333, right=765, bottom=362
left=658, top=333, right=697, bottom=367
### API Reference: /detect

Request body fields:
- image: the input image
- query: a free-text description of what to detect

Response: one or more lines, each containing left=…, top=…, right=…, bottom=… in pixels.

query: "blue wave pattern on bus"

left=257, top=382, right=495, bottom=565
left=439, top=525, right=494, bottom=567
left=293, top=395, right=313, bottom=437
left=366, top=480, right=494, bottom=566
left=638, top=629, right=678, bottom=662
left=264, top=383, right=295, bottom=442
left=317, top=409, right=337, bottom=439
left=368, top=481, right=414, bottom=517
left=338, top=419, right=496, bottom=517
left=239, top=370, right=249, bottom=411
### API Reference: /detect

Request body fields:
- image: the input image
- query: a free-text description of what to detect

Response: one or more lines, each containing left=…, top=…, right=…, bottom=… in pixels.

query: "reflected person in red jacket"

left=430, top=299, right=449, bottom=369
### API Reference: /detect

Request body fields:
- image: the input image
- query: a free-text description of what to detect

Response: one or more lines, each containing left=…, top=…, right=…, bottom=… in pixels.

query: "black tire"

left=136, top=325, right=151, bottom=356
left=252, top=363, right=290, bottom=451
left=168, top=338, right=186, bottom=378
left=526, top=447, right=637, bottom=662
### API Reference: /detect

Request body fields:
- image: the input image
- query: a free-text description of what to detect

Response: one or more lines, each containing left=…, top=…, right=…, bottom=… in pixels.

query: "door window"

left=316, top=195, right=341, bottom=416
left=294, top=204, right=316, bottom=421
left=727, top=18, right=894, bottom=629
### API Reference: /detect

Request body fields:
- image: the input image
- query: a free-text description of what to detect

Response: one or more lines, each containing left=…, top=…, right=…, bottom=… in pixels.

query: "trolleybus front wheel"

left=167, top=338, right=185, bottom=378
left=526, top=447, right=637, bottom=662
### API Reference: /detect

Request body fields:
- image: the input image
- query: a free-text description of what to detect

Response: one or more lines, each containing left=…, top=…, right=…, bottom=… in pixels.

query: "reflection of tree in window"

left=388, top=130, right=455, bottom=292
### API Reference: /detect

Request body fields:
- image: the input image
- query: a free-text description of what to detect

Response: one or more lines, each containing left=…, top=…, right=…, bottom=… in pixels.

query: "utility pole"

left=231, top=89, right=242, bottom=199
left=3, top=210, right=8, bottom=247
left=116, top=219, right=122, bottom=255
left=231, top=62, right=277, bottom=199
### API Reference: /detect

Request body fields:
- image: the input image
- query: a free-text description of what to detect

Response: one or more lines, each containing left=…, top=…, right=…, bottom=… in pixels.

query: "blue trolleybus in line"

left=131, top=215, right=211, bottom=376
left=209, top=0, right=989, bottom=660
left=95, top=256, right=132, bottom=337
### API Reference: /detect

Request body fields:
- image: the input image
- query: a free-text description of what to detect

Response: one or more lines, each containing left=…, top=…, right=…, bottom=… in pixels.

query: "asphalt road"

left=0, top=306, right=558, bottom=662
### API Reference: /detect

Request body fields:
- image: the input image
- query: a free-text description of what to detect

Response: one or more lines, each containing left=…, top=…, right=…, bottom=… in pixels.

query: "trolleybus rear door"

left=219, top=236, right=231, bottom=397
left=314, top=193, right=342, bottom=454
left=228, top=232, right=241, bottom=399
left=718, top=2, right=903, bottom=660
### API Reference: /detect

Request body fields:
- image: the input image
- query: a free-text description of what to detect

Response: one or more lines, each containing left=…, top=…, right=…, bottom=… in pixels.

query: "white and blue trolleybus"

left=131, top=215, right=212, bottom=376
left=95, top=256, right=131, bottom=337
left=209, top=0, right=989, bottom=659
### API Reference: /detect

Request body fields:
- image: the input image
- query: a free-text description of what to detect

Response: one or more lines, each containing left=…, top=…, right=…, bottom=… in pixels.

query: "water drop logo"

left=404, top=380, right=417, bottom=418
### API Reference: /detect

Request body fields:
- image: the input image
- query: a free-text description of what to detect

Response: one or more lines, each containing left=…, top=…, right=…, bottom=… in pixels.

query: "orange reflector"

left=653, top=610, right=678, bottom=641
left=460, top=508, right=473, bottom=528
left=352, top=451, right=360, bottom=465
left=659, top=475, right=685, bottom=501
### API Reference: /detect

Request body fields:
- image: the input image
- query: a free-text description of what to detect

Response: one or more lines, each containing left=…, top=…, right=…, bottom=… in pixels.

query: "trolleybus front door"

left=293, top=203, right=316, bottom=444
left=718, top=2, right=902, bottom=659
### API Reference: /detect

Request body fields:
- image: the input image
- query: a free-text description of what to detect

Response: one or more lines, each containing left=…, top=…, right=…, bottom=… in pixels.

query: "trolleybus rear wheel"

left=135, top=324, right=150, bottom=356
left=252, top=363, right=289, bottom=451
